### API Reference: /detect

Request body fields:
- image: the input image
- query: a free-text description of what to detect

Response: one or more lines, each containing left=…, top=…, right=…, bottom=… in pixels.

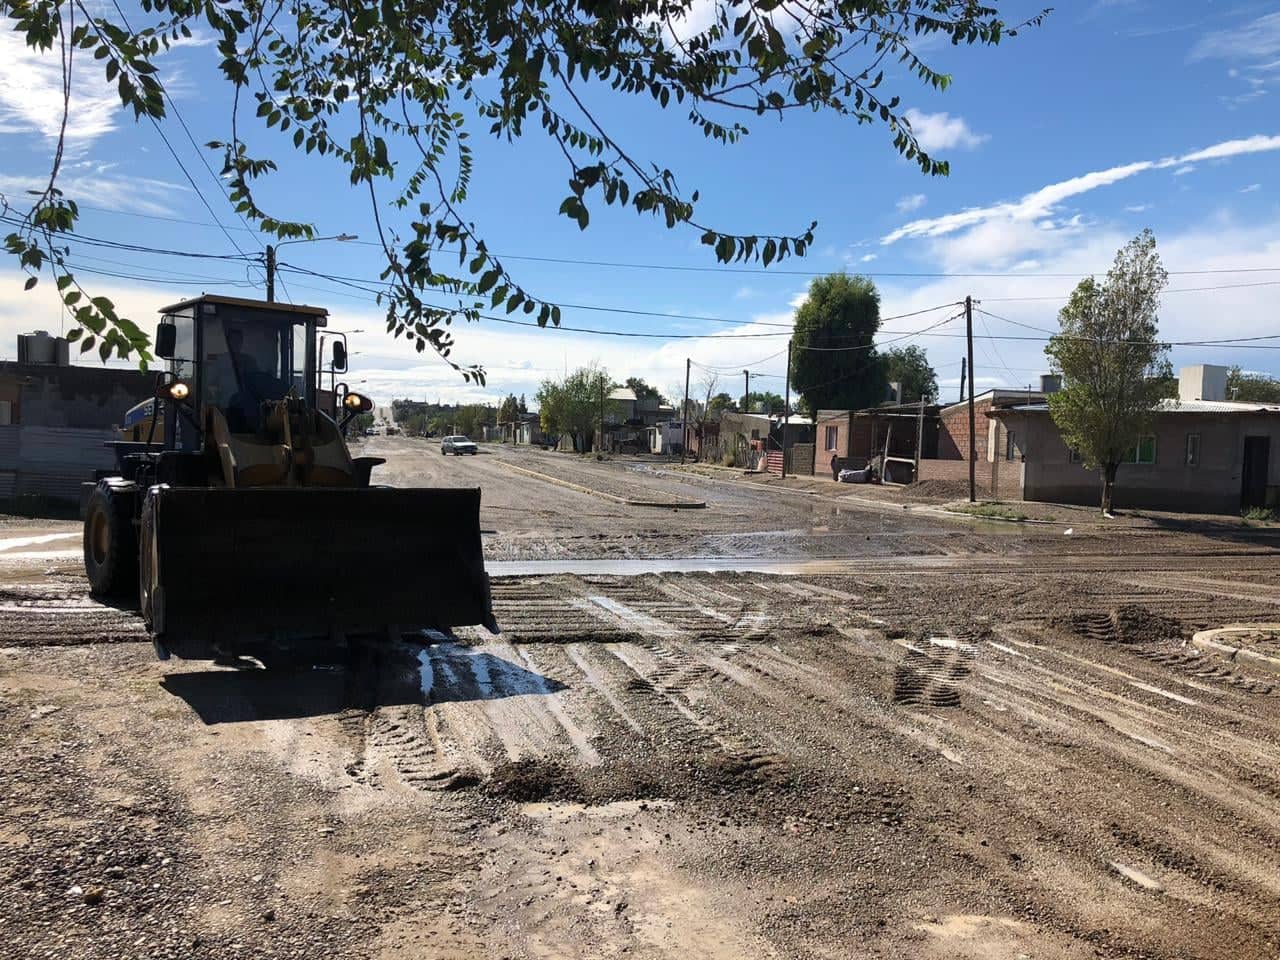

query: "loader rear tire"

left=84, top=484, right=138, bottom=600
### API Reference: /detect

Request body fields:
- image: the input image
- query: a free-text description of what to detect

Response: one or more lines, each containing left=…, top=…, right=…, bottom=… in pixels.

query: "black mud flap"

left=139, top=485, right=497, bottom=660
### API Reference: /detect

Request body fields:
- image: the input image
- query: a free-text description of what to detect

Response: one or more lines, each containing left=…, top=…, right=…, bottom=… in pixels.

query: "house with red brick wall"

left=936, top=388, right=1049, bottom=461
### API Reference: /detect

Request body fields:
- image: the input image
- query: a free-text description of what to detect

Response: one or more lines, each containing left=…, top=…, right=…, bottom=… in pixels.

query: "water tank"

left=17, top=331, right=57, bottom=364
left=1178, top=364, right=1228, bottom=402
left=1039, top=374, right=1062, bottom=394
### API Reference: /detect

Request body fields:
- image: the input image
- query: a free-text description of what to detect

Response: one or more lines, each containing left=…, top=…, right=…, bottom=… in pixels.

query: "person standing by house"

left=830, top=452, right=840, bottom=482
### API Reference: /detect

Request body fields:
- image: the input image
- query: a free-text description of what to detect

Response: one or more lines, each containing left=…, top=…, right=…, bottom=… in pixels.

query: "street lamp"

left=264, top=233, right=358, bottom=301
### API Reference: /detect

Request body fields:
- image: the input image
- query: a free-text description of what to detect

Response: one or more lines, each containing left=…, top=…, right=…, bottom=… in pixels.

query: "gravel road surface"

left=3, top=440, right=1280, bottom=959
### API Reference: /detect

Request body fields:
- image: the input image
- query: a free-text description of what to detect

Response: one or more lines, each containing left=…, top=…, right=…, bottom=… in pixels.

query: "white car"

left=441, top=435, right=478, bottom=455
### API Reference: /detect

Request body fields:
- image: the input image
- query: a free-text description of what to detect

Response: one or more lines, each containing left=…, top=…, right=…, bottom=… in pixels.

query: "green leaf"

left=23, top=276, right=37, bottom=291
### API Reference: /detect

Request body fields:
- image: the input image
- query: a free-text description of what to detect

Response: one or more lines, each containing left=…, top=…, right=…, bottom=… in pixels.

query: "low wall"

left=916, top=457, right=1024, bottom=500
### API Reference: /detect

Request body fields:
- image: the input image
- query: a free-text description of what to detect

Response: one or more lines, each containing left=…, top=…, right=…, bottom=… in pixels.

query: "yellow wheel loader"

left=81, top=294, right=497, bottom=661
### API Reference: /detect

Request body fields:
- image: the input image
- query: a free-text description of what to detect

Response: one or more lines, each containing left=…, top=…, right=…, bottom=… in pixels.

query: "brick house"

left=988, top=366, right=1280, bottom=514
left=936, top=387, right=1049, bottom=461
left=816, top=404, right=939, bottom=477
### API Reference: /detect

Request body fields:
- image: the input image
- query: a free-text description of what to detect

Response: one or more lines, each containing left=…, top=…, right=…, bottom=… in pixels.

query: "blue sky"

left=2, top=0, right=1279, bottom=406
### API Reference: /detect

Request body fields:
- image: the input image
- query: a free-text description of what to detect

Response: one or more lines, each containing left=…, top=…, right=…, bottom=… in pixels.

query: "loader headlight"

left=167, top=381, right=190, bottom=401
left=343, top=392, right=372, bottom=412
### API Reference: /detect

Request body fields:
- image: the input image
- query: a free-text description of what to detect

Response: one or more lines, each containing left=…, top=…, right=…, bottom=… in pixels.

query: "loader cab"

left=156, top=295, right=327, bottom=445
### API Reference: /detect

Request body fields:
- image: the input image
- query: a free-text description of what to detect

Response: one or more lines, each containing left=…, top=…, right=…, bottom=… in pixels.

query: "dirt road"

left=3, top=443, right=1280, bottom=959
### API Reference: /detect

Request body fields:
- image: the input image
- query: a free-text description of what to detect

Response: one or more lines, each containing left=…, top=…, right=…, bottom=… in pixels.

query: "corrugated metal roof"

left=608, top=387, right=637, bottom=401
left=994, top=399, right=1280, bottom=415
left=1157, top=398, right=1280, bottom=413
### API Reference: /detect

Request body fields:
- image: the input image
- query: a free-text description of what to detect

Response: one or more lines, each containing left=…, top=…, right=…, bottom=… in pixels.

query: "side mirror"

left=343, top=392, right=373, bottom=413
left=155, top=323, right=176, bottom=359
left=332, top=340, right=348, bottom=373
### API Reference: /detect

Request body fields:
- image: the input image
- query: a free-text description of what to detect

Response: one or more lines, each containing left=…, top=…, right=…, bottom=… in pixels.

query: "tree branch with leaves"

left=3, top=0, right=1045, bottom=377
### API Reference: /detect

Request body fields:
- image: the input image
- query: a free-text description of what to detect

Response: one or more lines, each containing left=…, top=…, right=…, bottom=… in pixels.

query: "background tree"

left=1046, top=230, right=1171, bottom=516
left=791, top=273, right=885, bottom=413
left=745, top=391, right=786, bottom=414
left=518, top=394, right=528, bottom=415
left=497, top=393, right=521, bottom=424
left=1, top=1, right=1043, bottom=371
left=536, top=365, right=613, bottom=451
left=454, top=404, right=494, bottom=438
left=881, top=345, right=938, bottom=403
left=708, top=392, right=736, bottom=417
left=624, top=377, right=666, bottom=404
left=1227, top=367, right=1280, bottom=404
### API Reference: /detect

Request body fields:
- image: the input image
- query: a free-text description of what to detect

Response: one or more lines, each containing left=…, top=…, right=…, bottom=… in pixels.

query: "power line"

left=975, top=307, right=1280, bottom=348
left=983, top=279, right=1280, bottom=302
left=104, top=0, right=268, bottom=284
left=0, top=214, right=254, bottom=261
left=55, top=207, right=1280, bottom=281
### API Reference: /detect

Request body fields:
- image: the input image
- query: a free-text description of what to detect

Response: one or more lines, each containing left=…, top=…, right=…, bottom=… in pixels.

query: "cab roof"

left=159, top=294, right=329, bottom=325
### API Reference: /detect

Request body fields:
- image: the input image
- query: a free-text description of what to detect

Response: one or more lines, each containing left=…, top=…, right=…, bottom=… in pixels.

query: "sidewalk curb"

left=500, top=461, right=705, bottom=509
left=1191, top=625, right=1280, bottom=675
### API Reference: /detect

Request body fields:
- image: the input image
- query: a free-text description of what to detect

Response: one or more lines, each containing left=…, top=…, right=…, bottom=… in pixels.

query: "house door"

left=1241, top=436, right=1270, bottom=508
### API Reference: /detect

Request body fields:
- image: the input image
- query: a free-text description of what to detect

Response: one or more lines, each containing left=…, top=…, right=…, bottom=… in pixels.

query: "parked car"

left=441, top=435, right=478, bottom=455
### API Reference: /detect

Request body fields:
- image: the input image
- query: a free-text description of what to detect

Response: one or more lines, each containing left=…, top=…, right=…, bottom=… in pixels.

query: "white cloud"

left=902, top=109, right=988, bottom=152
left=0, top=33, right=120, bottom=151
left=1173, top=165, right=1195, bottom=176
left=1180, top=134, right=1280, bottom=163
left=882, top=134, right=1280, bottom=248
left=0, top=170, right=188, bottom=217
left=1190, top=12, right=1280, bottom=64
left=1124, top=204, right=1151, bottom=213
left=1241, top=183, right=1262, bottom=193
left=859, top=254, right=877, bottom=263
left=896, top=193, right=927, bottom=213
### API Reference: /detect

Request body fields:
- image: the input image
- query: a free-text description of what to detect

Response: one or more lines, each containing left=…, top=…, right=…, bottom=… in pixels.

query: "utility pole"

left=914, top=394, right=925, bottom=482
left=265, top=245, right=276, bottom=302
left=742, top=369, right=750, bottom=414
left=781, top=339, right=792, bottom=479
left=965, top=295, right=976, bottom=503
left=598, top=376, right=605, bottom=454
left=958, top=357, right=966, bottom=402
left=681, top=358, right=691, bottom=465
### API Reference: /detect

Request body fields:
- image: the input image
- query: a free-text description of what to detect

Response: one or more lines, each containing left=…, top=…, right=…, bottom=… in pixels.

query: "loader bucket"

left=139, top=486, right=496, bottom=659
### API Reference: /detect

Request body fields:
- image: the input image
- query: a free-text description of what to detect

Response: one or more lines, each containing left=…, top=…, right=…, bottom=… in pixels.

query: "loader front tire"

left=83, top=484, right=138, bottom=600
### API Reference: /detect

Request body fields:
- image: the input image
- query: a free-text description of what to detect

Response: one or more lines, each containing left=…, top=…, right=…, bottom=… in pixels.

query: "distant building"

left=990, top=365, right=1279, bottom=513
left=1, top=332, right=153, bottom=504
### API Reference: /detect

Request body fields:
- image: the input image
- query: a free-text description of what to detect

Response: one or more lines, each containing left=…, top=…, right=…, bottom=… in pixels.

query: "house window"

left=750, top=429, right=760, bottom=441
left=1068, top=447, right=1082, bottom=463
left=824, top=425, right=838, bottom=451
left=1185, top=433, right=1200, bottom=467
left=1005, top=430, right=1020, bottom=461
left=1124, top=435, right=1157, bottom=464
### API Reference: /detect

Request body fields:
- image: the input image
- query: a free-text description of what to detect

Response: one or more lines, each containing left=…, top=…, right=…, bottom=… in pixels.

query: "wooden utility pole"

left=781, top=339, right=792, bottom=479
left=914, top=395, right=925, bottom=482
left=681, top=358, right=691, bottom=465
left=742, top=369, right=750, bottom=414
left=965, top=295, right=976, bottom=503
left=265, top=245, right=276, bottom=302
left=598, top=377, right=605, bottom=454
left=958, top=357, right=966, bottom=402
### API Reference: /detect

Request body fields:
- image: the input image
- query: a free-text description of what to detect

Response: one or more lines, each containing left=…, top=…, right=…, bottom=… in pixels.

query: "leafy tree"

left=708, top=392, right=736, bottom=417
left=791, top=273, right=885, bottom=412
left=427, top=414, right=449, bottom=437
left=881, top=345, right=937, bottom=403
left=518, top=394, right=528, bottom=415
left=497, top=393, right=520, bottom=424
left=1046, top=230, right=1171, bottom=516
left=454, top=403, right=494, bottom=438
left=624, top=377, right=666, bottom=404
left=1, top=1, right=1044, bottom=371
left=1227, top=366, right=1280, bottom=403
left=536, top=365, right=612, bottom=451
left=351, top=411, right=375, bottom=434
left=746, top=391, right=785, bottom=414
